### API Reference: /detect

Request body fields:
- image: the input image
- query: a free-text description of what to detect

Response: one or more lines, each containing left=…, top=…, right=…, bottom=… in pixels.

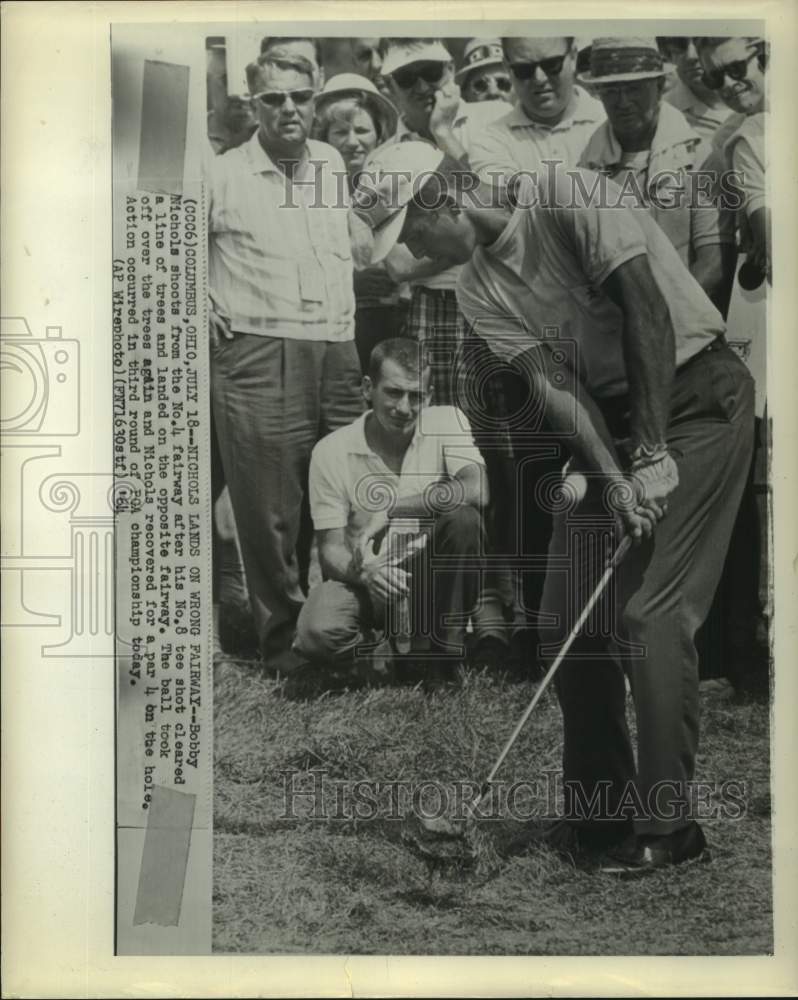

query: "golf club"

left=402, top=533, right=633, bottom=866
left=468, top=532, right=632, bottom=817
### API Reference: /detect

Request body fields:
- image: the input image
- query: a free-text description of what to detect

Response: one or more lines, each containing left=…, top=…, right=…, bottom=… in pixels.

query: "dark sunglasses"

left=470, top=74, right=513, bottom=94
left=509, top=54, right=568, bottom=80
left=701, top=50, right=759, bottom=90
left=251, top=88, right=315, bottom=109
left=391, top=61, right=447, bottom=90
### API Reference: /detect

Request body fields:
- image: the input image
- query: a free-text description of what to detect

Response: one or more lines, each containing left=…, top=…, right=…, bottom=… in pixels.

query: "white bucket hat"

left=381, top=39, right=453, bottom=77
left=352, top=141, right=446, bottom=262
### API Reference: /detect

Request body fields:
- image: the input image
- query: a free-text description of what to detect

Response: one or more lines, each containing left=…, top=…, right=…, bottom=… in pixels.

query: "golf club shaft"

left=471, top=534, right=633, bottom=814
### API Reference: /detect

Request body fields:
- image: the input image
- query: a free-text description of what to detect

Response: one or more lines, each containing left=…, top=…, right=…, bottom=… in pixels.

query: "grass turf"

left=212, top=658, right=772, bottom=955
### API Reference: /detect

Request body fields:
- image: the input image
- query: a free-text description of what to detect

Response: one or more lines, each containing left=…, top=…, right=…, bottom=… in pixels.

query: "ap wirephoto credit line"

left=110, top=21, right=773, bottom=958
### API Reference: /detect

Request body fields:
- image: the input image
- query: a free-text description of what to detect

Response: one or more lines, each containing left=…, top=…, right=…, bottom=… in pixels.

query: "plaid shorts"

left=406, top=285, right=466, bottom=406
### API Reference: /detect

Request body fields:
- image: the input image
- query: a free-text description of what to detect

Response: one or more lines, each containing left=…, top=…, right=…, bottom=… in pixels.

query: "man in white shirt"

left=295, top=338, right=488, bottom=683
left=207, top=50, right=363, bottom=671
left=354, top=142, right=755, bottom=874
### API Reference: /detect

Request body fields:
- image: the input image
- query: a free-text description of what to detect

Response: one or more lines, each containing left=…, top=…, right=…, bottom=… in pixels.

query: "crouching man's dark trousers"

left=539, top=341, right=755, bottom=837
left=295, top=506, right=485, bottom=663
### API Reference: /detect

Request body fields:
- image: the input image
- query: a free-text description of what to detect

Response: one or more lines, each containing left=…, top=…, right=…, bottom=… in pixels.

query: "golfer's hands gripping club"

left=560, top=451, right=679, bottom=545
left=622, top=450, right=679, bottom=544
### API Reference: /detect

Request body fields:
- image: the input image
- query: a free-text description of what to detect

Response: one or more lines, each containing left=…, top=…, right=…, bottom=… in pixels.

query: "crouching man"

left=294, top=337, right=488, bottom=685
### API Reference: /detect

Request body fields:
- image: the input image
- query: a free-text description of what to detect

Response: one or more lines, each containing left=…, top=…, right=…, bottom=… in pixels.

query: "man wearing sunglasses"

left=579, top=38, right=736, bottom=318
left=469, top=37, right=605, bottom=195
left=694, top=36, right=770, bottom=695
left=696, top=37, right=768, bottom=282
left=372, top=38, right=506, bottom=409
left=206, top=51, right=364, bottom=674
left=455, top=38, right=514, bottom=105
left=659, top=37, right=733, bottom=141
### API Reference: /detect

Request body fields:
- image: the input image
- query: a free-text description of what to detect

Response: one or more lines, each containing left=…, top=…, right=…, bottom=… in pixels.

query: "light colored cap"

left=579, top=37, right=667, bottom=84
left=352, top=141, right=446, bottom=262
left=381, top=39, right=453, bottom=77
left=315, top=73, right=399, bottom=137
left=454, top=38, right=504, bottom=82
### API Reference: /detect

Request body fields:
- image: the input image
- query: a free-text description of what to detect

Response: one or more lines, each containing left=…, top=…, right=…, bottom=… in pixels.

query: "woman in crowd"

left=314, top=74, right=408, bottom=372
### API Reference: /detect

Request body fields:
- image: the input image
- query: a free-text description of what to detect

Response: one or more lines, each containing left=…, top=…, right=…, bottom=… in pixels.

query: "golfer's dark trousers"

left=294, top=506, right=486, bottom=663
left=540, top=341, right=755, bottom=837
left=211, top=333, right=364, bottom=663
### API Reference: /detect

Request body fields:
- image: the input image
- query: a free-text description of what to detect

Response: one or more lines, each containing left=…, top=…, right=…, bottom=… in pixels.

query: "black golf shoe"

left=598, top=821, right=711, bottom=878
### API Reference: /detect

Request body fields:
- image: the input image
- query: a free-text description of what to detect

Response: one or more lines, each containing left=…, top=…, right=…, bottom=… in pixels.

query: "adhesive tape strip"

left=133, top=784, right=196, bottom=926
left=137, top=59, right=190, bottom=195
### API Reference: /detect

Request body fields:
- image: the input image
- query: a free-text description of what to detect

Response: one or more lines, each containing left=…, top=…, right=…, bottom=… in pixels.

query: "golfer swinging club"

left=353, top=141, right=754, bottom=875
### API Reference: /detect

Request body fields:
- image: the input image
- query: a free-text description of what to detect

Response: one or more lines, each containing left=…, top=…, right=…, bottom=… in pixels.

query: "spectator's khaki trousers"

left=211, top=333, right=363, bottom=661
left=540, top=341, right=755, bottom=836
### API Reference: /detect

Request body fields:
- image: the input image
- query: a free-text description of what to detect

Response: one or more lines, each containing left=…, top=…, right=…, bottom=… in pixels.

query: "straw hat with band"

left=579, top=37, right=670, bottom=85
left=315, top=72, right=399, bottom=141
left=454, top=39, right=505, bottom=83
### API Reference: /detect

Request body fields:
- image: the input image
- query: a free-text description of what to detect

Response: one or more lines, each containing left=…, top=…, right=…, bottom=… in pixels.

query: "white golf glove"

left=630, top=451, right=679, bottom=506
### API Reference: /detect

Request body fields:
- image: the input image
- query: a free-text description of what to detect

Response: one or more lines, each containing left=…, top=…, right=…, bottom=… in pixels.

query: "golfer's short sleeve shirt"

left=206, top=130, right=355, bottom=340
left=309, top=407, right=485, bottom=549
left=456, top=170, right=725, bottom=399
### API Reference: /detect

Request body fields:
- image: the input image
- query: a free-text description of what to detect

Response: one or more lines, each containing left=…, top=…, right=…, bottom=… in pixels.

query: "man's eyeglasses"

left=390, top=61, right=447, bottom=90
left=508, top=54, right=568, bottom=80
left=251, top=89, right=316, bottom=109
left=701, top=50, right=759, bottom=91
left=470, top=74, right=513, bottom=95
left=595, top=80, right=656, bottom=102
